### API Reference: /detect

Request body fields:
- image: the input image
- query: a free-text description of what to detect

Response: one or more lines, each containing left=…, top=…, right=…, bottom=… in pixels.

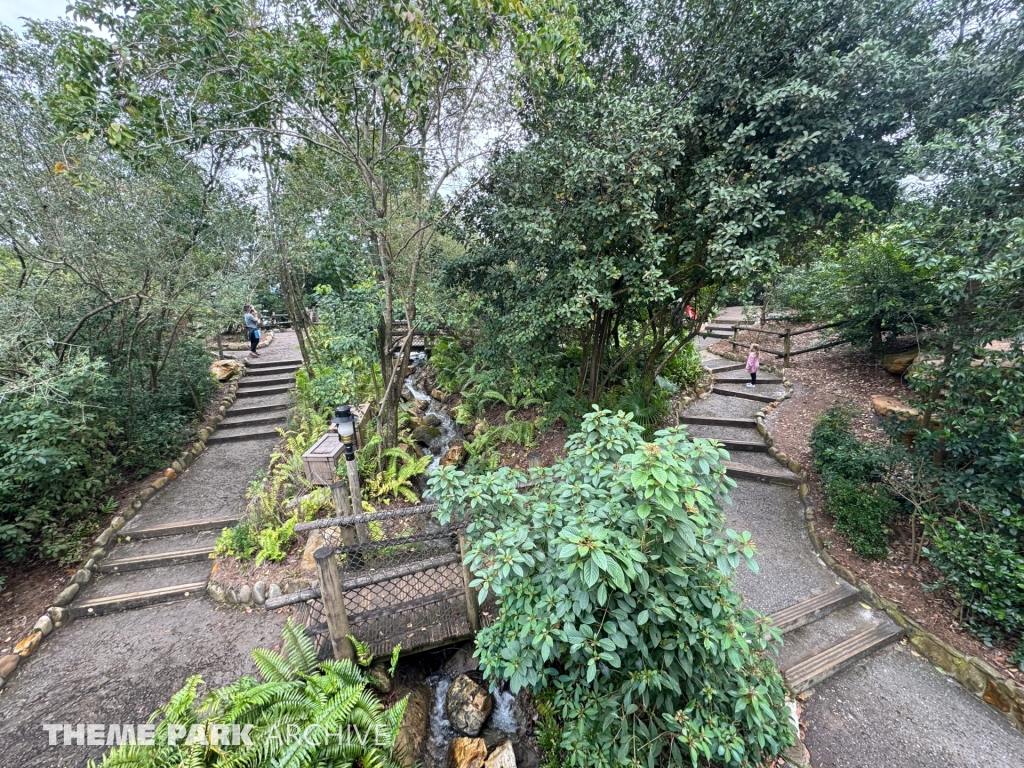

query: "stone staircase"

left=682, top=356, right=904, bottom=694
left=70, top=352, right=301, bottom=619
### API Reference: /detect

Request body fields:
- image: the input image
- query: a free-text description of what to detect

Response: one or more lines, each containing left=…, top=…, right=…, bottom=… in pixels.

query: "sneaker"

left=746, top=383, right=755, bottom=388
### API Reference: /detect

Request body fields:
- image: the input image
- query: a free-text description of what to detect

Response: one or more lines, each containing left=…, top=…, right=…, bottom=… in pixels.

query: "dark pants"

left=750, top=372, right=757, bottom=384
left=249, top=330, right=259, bottom=353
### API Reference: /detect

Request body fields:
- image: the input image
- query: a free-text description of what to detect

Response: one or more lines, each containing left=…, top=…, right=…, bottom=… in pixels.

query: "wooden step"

left=208, top=427, right=282, bottom=443
left=724, top=461, right=799, bottom=486
left=678, top=415, right=757, bottom=429
left=768, top=584, right=861, bottom=634
left=122, top=516, right=240, bottom=540
left=235, top=385, right=292, bottom=398
left=717, top=375, right=783, bottom=384
left=245, top=358, right=302, bottom=369
left=238, top=375, right=295, bottom=388
left=244, top=365, right=300, bottom=377
left=704, top=438, right=767, bottom=452
left=219, top=413, right=288, bottom=429
left=706, top=362, right=745, bottom=373
left=783, top=625, right=905, bottom=693
left=712, top=386, right=779, bottom=404
left=71, top=581, right=208, bottom=618
left=225, top=402, right=290, bottom=417
left=97, top=546, right=216, bottom=574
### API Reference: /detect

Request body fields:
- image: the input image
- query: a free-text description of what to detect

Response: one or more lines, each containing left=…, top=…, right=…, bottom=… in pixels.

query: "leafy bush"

left=430, top=409, right=791, bottom=767
left=661, top=340, right=704, bottom=390
left=358, top=434, right=431, bottom=504
left=811, top=405, right=897, bottom=559
left=90, top=620, right=407, bottom=767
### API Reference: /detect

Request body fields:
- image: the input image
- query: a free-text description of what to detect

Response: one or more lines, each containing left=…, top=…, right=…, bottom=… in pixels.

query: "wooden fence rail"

left=726, top=320, right=849, bottom=367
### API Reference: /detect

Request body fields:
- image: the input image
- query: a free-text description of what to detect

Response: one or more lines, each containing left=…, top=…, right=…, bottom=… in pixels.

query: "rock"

left=366, top=664, right=393, bottom=693
left=401, top=386, right=415, bottom=402
left=395, top=684, right=431, bottom=767
left=71, top=569, right=91, bottom=585
left=400, top=442, right=423, bottom=460
left=237, top=585, right=252, bottom=605
left=424, top=414, right=442, bottom=428
left=207, top=582, right=227, bottom=602
left=412, top=425, right=441, bottom=445
left=151, top=476, right=168, bottom=490
left=225, top=587, right=238, bottom=605
left=171, top=460, right=184, bottom=474
left=95, top=528, right=114, bottom=546
left=0, top=654, right=19, bottom=678
left=485, top=740, right=517, bottom=768
left=14, top=631, right=42, bottom=658
left=448, top=737, right=487, bottom=768
left=444, top=643, right=480, bottom=677
left=782, top=738, right=812, bottom=768
left=412, top=399, right=428, bottom=415
left=431, top=388, right=447, bottom=402
left=441, top=445, right=468, bottom=468
left=53, top=583, right=79, bottom=607
left=252, top=581, right=267, bottom=606
left=47, top=606, right=68, bottom=627
left=268, top=583, right=283, bottom=601
left=984, top=679, right=1014, bottom=713
left=446, top=674, right=494, bottom=736
left=109, top=515, right=126, bottom=531
left=882, top=350, right=918, bottom=375
left=870, top=394, right=920, bottom=421
left=283, top=578, right=310, bottom=595
left=300, top=528, right=338, bottom=574
left=210, top=358, right=244, bottom=381
left=163, top=467, right=177, bottom=480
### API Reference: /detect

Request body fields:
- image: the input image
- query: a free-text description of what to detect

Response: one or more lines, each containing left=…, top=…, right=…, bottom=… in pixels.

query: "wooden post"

left=458, top=532, right=481, bottom=633
left=313, top=546, right=354, bottom=661
left=731, top=325, right=738, bottom=354
left=328, top=481, right=358, bottom=563
left=783, top=329, right=791, bottom=368
left=345, top=457, right=370, bottom=545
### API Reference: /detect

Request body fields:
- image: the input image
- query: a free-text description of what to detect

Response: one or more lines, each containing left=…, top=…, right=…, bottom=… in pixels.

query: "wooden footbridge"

left=265, top=503, right=482, bottom=660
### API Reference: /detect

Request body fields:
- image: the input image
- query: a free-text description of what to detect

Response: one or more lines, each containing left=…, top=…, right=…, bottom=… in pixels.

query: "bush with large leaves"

left=430, top=409, right=790, bottom=767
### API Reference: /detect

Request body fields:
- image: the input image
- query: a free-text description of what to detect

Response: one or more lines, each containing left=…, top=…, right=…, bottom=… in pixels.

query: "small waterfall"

left=424, top=672, right=457, bottom=767
left=404, top=354, right=460, bottom=477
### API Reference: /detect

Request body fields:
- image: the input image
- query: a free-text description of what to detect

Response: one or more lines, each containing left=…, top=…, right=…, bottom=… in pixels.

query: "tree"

left=447, top=0, right=943, bottom=401
left=53, top=0, right=583, bottom=447
left=430, top=410, right=791, bottom=767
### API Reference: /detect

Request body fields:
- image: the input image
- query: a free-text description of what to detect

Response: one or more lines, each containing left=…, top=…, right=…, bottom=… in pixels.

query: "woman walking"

left=745, top=343, right=760, bottom=387
left=244, top=305, right=261, bottom=358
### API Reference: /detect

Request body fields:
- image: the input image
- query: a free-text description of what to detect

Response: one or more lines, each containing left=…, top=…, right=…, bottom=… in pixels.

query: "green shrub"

left=823, top=478, right=898, bottom=560
left=430, top=409, right=792, bottom=767
left=90, top=620, right=407, bottom=767
left=810, top=405, right=886, bottom=484
left=661, top=340, right=704, bottom=390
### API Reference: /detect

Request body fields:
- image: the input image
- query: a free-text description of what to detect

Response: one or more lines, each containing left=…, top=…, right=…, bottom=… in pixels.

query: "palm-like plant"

left=91, top=621, right=408, bottom=768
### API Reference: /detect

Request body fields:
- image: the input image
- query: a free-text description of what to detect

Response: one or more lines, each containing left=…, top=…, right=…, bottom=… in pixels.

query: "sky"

left=0, top=0, right=72, bottom=31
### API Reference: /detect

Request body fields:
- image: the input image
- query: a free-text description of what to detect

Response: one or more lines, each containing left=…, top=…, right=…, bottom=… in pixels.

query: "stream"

left=404, top=353, right=461, bottom=480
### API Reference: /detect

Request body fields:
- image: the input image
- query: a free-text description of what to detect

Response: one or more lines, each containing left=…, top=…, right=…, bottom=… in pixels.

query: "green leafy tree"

left=430, top=409, right=791, bottom=767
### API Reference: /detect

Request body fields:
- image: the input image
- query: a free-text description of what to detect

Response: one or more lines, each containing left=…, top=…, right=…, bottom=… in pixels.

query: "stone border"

left=217, top=329, right=276, bottom=352
left=0, top=372, right=246, bottom=691
left=754, top=379, right=1024, bottom=734
left=206, top=575, right=313, bottom=610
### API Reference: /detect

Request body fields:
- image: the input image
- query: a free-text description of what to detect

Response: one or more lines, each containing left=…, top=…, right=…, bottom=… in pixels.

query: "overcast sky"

left=1, top=0, right=72, bottom=31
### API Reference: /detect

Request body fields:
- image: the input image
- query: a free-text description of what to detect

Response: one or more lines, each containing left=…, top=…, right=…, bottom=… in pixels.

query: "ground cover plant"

left=430, top=409, right=792, bottom=767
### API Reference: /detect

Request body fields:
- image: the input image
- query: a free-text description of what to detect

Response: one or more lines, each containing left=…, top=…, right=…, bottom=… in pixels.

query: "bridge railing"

left=267, top=503, right=479, bottom=660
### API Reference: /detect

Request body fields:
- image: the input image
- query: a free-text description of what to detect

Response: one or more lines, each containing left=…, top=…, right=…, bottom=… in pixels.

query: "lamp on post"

left=332, top=405, right=367, bottom=544
left=207, top=289, right=223, bottom=359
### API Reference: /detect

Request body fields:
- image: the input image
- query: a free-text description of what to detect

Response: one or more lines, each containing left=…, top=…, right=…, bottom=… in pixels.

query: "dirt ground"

left=711, top=329, right=1024, bottom=683
left=0, top=373, right=241, bottom=653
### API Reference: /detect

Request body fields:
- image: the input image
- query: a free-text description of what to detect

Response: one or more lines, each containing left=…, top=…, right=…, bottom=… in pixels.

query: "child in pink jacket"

left=746, top=344, right=760, bottom=387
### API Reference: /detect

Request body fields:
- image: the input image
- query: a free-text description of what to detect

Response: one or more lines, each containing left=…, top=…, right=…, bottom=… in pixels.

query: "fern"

left=364, top=449, right=430, bottom=504
left=347, top=635, right=374, bottom=667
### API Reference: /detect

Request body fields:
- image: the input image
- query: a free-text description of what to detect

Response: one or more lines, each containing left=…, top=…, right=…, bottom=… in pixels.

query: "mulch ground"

left=712, top=327, right=1024, bottom=683
left=0, top=371, right=240, bottom=652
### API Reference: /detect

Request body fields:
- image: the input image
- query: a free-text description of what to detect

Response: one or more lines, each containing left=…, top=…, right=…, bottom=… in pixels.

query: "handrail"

left=295, top=502, right=440, bottom=532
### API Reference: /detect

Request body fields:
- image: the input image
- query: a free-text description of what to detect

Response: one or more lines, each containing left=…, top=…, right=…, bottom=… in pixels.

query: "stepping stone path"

left=71, top=349, right=302, bottom=620
left=688, top=316, right=1024, bottom=767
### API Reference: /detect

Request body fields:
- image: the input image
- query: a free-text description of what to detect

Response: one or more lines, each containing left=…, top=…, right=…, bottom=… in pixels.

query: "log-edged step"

left=122, top=516, right=240, bottom=540
left=218, top=413, right=289, bottom=429
left=225, top=401, right=290, bottom=417
left=71, top=581, right=208, bottom=618
left=243, top=365, right=300, bottom=377
left=678, top=415, right=757, bottom=429
left=712, top=386, right=780, bottom=404
left=767, top=583, right=861, bottom=634
left=245, top=358, right=302, bottom=369
left=207, top=426, right=283, bottom=443
left=235, top=385, right=292, bottom=398
left=724, top=461, right=799, bottom=486
left=97, top=545, right=215, bottom=574
left=783, top=625, right=905, bottom=694
left=717, top=375, right=784, bottom=384
left=702, top=438, right=767, bottom=452
left=706, top=362, right=746, bottom=373
left=238, top=375, right=295, bottom=389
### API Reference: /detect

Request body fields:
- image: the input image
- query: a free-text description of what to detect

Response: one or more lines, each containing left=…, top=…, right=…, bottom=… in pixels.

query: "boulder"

left=485, top=741, right=517, bottom=768
left=443, top=643, right=480, bottom=677
left=401, top=386, right=415, bottom=402
left=431, top=388, right=447, bottom=402
left=400, top=442, right=424, bottom=460
left=412, top=425, right=441, bottom=446
left=441, top=445, right=469, bottom=468
left=882, top=350, right=918, bottom=375
left=0, top=654, right=20, bottom=678
left=395, top=684, right=431, bottom=767
left=163, top=468, right=177, bottom=480
left=300, top=528, right=337, bottom=574
left=252, top=581, right=267, bottom=606
left=14, top=631, right=42, bottom=658
left=871, top=395, right=919, bottom=421
left=366, top=664, right=393, bottom=693
left=446, top=674, right=493, bottom=737
left=448, top=737, right=487, bottom=768
left=210, top=358, right=244, bottom=381
left=424, top=414, right=442, bottom=428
